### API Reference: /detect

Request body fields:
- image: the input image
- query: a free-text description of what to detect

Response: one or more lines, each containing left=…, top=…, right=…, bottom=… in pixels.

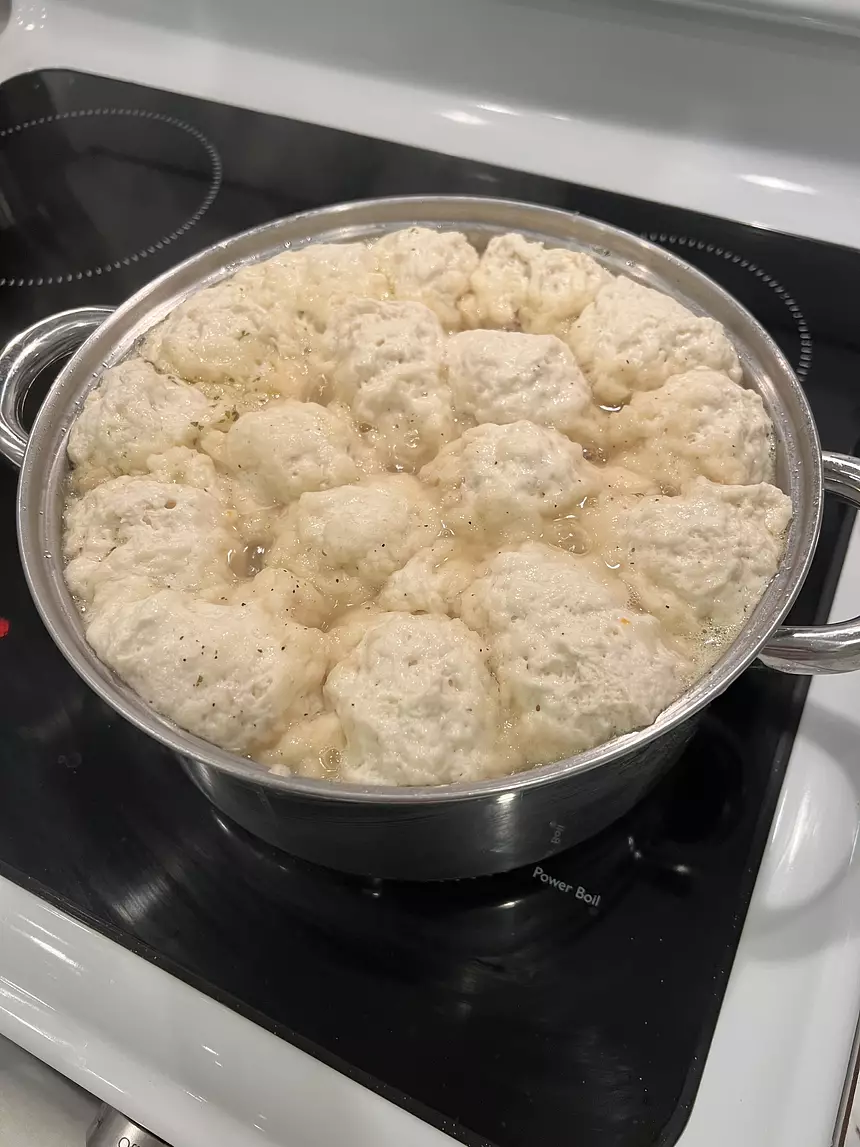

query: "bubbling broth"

left=542, top=514, right=592, bottom=555
left=228, top=542, right=268, bottom=579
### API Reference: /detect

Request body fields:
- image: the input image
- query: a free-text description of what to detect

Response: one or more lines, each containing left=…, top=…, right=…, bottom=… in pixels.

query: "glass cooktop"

left=2, top=70, right=860, bottom=1147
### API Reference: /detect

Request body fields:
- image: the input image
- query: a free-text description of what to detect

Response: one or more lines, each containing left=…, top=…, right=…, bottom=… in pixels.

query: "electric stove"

left=2, top=67, right=860, bottom=1147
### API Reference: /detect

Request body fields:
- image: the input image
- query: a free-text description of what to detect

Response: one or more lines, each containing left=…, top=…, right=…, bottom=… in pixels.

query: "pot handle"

left=0, top=306, right=115, bottom=469
left=759, top=451, right=860, bottom=674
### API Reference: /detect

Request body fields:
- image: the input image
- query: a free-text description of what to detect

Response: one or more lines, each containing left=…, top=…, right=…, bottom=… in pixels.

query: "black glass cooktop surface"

left=2, top=70, right=860, bottom=1147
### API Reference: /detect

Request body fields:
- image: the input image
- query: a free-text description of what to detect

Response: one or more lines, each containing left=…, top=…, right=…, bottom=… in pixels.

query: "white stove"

left=2, top=3, right=860, bottom=1145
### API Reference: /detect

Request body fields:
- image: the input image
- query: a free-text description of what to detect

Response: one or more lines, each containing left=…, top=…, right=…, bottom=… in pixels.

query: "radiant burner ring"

left=644, top=231, right=812, bottom=384
left=0, top=107, right=223, bottom=288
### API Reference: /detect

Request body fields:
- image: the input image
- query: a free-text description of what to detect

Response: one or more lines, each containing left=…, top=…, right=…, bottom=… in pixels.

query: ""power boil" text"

left=532, top=866, right=601, bottom=906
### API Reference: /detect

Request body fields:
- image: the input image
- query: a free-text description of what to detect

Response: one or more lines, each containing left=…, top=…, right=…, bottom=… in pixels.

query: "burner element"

left=0, top=108, right=222, bottom=286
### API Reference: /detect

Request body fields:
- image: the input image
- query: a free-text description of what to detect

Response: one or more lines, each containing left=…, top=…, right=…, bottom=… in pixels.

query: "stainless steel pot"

left=2, top=196, right=860, bottom=881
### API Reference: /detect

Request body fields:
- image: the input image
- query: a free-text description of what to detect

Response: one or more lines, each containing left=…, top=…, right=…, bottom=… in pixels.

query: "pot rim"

left=14, top=195, right=823, bottom=806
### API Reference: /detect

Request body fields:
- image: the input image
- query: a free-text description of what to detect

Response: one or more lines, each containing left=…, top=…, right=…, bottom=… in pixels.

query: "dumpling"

left=67, top=357, right=221, bottom=488
left=460, top=542, right=625, bottom=633
left=597, top=478, right=792, bottom=638
left=494, top=608, right=686, bottom=763
left=142, top=243, right=387, bottom=401
left=420, top=421, right=601, bottom=543
left=568, top=276, right=742, bottom=406
left=144, top=446, right=220, bottom=492
left=221, top=400, right=373, bottom=504
left=461, top=232, right=611, bottom=333
left=63, top=476, right=234, bottom=606
left=373, top=226, right=478, bottom=329
left=251, top=242, right=389, bottom=334
left=325, top=613, right=505, bottom=784
left=142, top=276, right=314, bottom=400
left=86, top=590, right=327, bottom=756
left=324, top=298, right=455, bottom=469
left=446, top=329, right=594, bottom=438
left=461, top=543, right=686, bottom=763
left=607, top=369, right=774, bottom=488
left=377, top=539, right=479, bottom=615
left=267, top=475, right=440, bottom=605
